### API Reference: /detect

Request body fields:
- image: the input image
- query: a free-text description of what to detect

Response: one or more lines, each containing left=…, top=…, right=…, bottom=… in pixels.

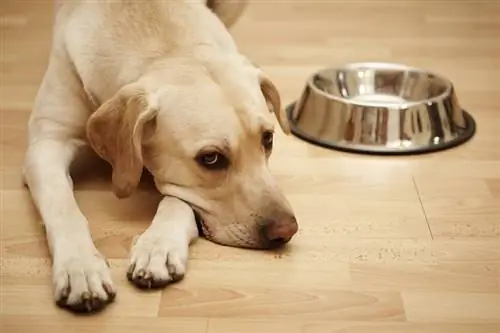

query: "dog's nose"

left=262, top=216, right=298, bottom=247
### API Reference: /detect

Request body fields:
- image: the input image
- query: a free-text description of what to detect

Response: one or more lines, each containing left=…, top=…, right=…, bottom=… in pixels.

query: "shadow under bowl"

left=286, top=62, right=476, bottom=155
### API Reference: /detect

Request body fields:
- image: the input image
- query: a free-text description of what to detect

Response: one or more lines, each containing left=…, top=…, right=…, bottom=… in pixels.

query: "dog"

left=23, top=0, right=298, bottom=313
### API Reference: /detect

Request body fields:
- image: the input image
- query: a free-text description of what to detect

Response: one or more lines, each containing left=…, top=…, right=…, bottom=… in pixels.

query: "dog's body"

left=24, top=0, right=298, bottom=313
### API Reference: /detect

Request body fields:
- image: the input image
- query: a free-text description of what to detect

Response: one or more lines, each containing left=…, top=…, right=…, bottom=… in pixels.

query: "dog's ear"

left=259, top=73, right=291, bottom=135
left=214, top=54, right=291, bottom=134
left=86, top=84, right=158, bottom=198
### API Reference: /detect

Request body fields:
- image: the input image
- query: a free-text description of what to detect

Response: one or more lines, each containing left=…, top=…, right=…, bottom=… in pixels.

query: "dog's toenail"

left=126, top=264, right=136, bottom=280
left=82, top=291, right=91, bottom=300
left=85, top=300, right=93, bottom=312
left=103, top=283, right=115, bottom=298
left=61, top=287, right=70, bottom=299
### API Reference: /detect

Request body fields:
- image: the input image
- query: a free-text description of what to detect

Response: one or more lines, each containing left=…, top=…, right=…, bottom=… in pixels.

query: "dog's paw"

left=127, top=233, right=188, bottom=289
left=53, top=250, right=116, bottom=313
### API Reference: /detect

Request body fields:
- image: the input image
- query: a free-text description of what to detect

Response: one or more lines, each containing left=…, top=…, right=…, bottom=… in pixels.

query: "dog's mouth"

left=192, top=209, right=284, bottom=250
left=167, top=193, right=210, bottom=238
left=193, top=208, right=216, bottom=241
left=193, top=210, right=206, bottom=237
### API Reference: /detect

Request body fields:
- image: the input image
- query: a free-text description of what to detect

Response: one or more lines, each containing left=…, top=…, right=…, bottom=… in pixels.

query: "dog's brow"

left=218, top=140, right=231, bottom=155
left=259, top=119, right=275, bottom=134
left=199, top=139, right=232, bottom=155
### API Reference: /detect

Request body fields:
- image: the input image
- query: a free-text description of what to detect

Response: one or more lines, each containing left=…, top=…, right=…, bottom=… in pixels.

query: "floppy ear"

left=86, top=84, right=158, bottom=198
left=215, top=54, right=291, bottom=134
left=259, top=74, right=291, bottom=135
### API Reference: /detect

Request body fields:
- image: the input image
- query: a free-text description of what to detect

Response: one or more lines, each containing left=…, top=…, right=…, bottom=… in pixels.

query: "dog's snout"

left=261, top=216, right=298, bottom=247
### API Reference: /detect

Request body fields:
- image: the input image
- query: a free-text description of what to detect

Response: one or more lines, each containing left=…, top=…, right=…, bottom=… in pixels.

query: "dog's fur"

left=23, top=0, right=298, bottom=313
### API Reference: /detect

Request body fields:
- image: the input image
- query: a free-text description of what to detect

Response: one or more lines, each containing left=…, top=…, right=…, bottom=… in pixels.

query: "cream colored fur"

left=23, top=0, right=297, bottom=313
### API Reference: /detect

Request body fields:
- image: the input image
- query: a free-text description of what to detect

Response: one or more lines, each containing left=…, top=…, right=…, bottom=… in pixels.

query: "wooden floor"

left=1, top=1, right=500, bottom=332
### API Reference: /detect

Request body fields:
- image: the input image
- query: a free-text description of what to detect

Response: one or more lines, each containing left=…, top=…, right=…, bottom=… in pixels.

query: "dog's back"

left=52, top=0, right=247, bottom=104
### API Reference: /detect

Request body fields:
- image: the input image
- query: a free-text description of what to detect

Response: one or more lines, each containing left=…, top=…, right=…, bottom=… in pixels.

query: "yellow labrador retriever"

left=23, top=0, right=298, bottom=313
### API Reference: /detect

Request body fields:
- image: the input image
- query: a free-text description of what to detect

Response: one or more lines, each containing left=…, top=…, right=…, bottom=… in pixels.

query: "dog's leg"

left=23, top=55, right=116, bottom=312
left=24, top=138, right=116, bottom=312
left=127, top=196, right=198, bottom=288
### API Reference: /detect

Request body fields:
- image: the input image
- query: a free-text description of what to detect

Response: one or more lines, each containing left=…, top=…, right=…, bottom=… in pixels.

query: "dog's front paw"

left=53, top=249, right=116, bottom=313
left=127, top=233, right=188, bottom=289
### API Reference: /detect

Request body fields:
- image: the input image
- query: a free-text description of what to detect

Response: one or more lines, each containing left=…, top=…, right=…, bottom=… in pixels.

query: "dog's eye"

left=262, top=131, right=274, bottom=150
left=196, top=152, right=229, bottom=170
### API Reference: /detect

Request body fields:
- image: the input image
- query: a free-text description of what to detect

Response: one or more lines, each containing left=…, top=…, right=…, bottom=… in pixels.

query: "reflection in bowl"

left=286, top=62, right=476, bottom=155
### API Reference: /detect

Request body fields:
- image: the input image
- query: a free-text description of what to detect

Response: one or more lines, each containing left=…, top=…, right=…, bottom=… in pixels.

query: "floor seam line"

left=412, top=176, right=434, bottom=240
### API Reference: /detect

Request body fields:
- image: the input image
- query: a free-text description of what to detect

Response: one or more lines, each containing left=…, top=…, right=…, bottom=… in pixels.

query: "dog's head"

left=86, top=56, right=298, bottom=249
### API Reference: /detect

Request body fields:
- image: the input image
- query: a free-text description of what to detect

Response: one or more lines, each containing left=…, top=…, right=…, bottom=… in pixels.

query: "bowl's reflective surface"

left=287, top=62, right=476, bottom=154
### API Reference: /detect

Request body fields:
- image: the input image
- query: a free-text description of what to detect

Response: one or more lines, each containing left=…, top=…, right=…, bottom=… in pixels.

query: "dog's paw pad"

left=127, top=236, right=187, bottom=289
left=53, top=252, right=116, bottom=313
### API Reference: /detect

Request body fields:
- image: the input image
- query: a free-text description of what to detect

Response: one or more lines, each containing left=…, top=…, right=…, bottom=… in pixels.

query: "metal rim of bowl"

left=306, top=62, right=454, bottom=109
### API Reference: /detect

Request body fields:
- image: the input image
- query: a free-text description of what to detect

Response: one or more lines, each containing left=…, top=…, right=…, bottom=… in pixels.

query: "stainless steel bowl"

left=286, top=62, right=476, bottom=155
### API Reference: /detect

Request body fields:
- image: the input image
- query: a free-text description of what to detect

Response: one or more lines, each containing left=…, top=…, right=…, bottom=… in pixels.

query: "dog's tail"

left=205, top=0, right=248, bottom=29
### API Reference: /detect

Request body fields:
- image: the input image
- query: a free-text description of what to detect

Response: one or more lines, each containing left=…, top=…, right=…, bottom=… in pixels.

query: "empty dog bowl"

left=286, top=62, right=476, bottom=155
